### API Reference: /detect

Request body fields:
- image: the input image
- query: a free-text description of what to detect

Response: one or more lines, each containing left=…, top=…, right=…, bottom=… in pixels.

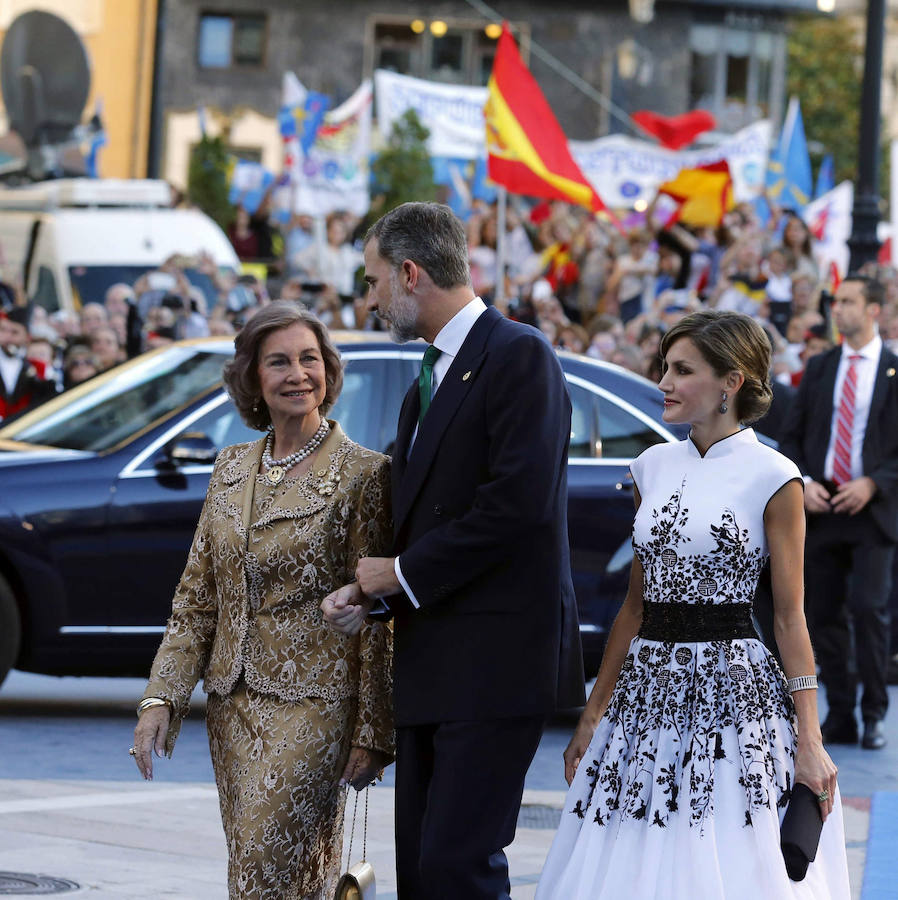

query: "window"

left=688, top=16, right=785, bottom=132
left=567, top=382, right=599, bottom=459
left=4, top=349, right=228, bottom=451
left=597, top=397, right=665, bottom=460
left=370, top=18, right=520, bottom=86
left=198, top=13, right=266, bottom=69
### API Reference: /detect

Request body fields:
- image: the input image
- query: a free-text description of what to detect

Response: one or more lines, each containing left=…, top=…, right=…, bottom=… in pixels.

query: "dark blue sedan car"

left=0, top=335, right=680, bottom=686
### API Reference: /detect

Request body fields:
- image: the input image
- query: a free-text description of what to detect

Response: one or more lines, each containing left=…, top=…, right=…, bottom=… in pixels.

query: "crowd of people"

left=6, top=191, right=898, bottom=426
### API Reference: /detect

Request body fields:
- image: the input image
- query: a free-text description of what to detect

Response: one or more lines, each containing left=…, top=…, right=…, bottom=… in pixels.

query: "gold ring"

left=817, top=789, right=829, bottom=802
left=128, top=747, right=137, bottom=756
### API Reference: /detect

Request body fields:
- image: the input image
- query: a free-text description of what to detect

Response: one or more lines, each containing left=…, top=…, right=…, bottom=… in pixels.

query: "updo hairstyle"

left=659, top=309, right=773, bottom=424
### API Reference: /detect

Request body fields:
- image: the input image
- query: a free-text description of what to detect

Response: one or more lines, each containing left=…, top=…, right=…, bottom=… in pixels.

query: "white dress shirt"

left=0, top=351, right=24, bottom=395
left=824, top=334, right=881, bottom=482
left=394, top=296, right=488, bottom=608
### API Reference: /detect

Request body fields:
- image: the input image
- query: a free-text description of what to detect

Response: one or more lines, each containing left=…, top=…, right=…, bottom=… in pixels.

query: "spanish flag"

left=656, top=160, right=734, bottom=227
left=485, top=24, right=607, bottom=213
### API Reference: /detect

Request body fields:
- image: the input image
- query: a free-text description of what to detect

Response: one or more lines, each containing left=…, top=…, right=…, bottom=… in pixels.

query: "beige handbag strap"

left=345, top=786, right=369, bottom=866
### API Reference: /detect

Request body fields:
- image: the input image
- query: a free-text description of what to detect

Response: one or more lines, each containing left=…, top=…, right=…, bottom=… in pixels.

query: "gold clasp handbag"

left=334, top=786, right=376, bottom=900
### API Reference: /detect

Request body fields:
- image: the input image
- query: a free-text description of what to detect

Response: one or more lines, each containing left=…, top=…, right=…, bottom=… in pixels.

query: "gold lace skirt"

left=206, top=679, right=357, bottom=899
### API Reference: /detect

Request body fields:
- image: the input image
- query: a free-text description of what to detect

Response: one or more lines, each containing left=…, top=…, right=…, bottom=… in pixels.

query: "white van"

left=0, top=178, right=240, bottom=312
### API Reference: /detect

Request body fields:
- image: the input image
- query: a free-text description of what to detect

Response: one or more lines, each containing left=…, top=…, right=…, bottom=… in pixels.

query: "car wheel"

left=0, top=575, right=21, bottom=687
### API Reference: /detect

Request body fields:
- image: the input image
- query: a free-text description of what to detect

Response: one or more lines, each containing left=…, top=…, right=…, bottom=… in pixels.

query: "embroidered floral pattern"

left=572, top=485, right=795, bottom=834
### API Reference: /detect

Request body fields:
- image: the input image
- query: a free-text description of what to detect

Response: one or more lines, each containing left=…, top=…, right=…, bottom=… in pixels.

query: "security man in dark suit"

left=0, top=303, right=57, bottom=422
left=322, top=202, right=584, bottom=899
left=780, top=274, right=898, bottom=750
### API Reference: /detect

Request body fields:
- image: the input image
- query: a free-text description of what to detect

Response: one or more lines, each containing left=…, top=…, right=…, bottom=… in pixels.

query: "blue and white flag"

left=766, top=97, right=813, bottom=213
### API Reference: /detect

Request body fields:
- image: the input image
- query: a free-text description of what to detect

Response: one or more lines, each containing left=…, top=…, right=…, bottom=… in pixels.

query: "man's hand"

left=831, top=476, right=877, bottom=516
left=804, top=480, right=833, bottom=514
left=356, top=557, right=401, bottom=599
left=320, top=582, right=373, bottom=636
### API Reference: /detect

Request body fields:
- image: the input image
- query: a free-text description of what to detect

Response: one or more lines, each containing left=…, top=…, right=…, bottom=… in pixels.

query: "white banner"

left=293, top=80, right=373, bottom=217
left=374, top=69, right=488, bottom=160
left=570, top=120, right=772, bottom=209
left=806, top=181, right=853, bottom=281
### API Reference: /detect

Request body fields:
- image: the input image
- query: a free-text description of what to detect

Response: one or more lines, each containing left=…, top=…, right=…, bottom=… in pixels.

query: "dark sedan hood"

left=0, top=440, right=93, bottom=466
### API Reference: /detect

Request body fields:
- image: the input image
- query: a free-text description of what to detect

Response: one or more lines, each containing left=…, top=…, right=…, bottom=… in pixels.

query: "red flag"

left=484, top=24, right=608, bottom=213
left=632, top=110, right=716, bottom=150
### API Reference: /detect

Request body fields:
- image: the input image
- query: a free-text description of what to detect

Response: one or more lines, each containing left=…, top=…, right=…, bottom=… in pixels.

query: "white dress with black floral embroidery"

left=537, top=429, right=850, bottom=900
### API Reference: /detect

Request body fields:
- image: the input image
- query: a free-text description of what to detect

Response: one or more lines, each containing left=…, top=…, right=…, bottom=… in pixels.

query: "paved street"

left=0, top=670, right=895, bottom=898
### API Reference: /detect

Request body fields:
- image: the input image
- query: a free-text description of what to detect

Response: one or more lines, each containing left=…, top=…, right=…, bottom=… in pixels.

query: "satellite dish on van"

left=0, top=10, right=96, bottom=181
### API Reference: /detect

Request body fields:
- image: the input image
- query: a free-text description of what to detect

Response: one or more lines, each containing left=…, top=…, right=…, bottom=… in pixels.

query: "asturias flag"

left=484, top=23, right=607, bottom=213
left=766, top=96, right=813, bottom=213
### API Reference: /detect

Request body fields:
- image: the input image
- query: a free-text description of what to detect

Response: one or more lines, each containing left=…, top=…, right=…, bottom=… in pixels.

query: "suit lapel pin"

left=462, top=371, right=472, bottom=381
left=887, top=368, right=896, bottom=377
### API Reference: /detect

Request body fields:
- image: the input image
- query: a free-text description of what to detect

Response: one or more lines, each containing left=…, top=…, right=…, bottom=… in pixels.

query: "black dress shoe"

left=821, top=716, right=858, bottom=745
left=862, top=719, right=887, bottom=750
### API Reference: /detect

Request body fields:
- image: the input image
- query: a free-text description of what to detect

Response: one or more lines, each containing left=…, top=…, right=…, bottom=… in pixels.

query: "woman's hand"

left=794, top=737, right=838, bottom=821
left=132, top=706, right=170, bottom=781
left=340, top=746, right=390, bottom=791
left=321, top=582, right=372, bottom=636
left=563, top=712, right=602, bottom=786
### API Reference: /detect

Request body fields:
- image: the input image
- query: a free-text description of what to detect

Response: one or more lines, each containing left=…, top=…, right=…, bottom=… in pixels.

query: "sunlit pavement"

left=0, top=672, right=894, bottom=898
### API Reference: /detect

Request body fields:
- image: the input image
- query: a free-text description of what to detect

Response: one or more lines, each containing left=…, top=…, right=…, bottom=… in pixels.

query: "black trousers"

left=805, top=509, right=894, bottom=723
left=394, top=715, right=544, bottom=900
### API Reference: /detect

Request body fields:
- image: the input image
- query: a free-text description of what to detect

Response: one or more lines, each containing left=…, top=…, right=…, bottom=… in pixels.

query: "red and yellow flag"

left=484, top=24, right=607, bottom=213
left=657, top=160, right=734, bottom=227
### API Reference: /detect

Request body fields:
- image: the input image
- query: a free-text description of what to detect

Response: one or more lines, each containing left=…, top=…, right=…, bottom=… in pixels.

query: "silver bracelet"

left=786, top=675, right=818, bottom=693
left=136, top=697, right=171, bottom=717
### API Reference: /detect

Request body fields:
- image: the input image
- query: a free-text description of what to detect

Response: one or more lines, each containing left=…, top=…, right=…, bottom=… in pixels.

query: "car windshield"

left=1, top=348, right=229, bottom=452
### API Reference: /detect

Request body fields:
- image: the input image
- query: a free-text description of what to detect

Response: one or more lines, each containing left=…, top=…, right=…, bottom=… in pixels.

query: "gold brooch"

left=317, top=472, right=340, bottom=496
left=462, top=371, right=472, bottom=381
left=888, top=368, right=896, bottom=377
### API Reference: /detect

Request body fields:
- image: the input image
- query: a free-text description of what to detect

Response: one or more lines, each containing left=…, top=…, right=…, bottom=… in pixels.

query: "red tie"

left=832, top=354, right=862, bottom=486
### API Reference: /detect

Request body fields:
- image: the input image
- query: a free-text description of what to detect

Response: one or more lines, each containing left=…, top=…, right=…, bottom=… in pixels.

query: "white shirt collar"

left=841, top=333, right=881, bottom=364
left=431, top=297, right=487, bottom=358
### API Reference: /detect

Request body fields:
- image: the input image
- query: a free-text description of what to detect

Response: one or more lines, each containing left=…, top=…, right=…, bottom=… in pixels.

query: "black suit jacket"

left=387, top=306, right=585, bottom=727
left=0, top=358, right=57, bottom=421
left=779, top=343, right=898, bottom=542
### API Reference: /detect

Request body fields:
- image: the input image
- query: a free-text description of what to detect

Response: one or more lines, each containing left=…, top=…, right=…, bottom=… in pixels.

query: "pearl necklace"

left=262, top=419, right=329, bottom=485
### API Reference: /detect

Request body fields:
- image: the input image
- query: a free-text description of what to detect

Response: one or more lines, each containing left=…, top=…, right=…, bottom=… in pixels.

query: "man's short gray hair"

left=365, top=202, right=471, bottom=290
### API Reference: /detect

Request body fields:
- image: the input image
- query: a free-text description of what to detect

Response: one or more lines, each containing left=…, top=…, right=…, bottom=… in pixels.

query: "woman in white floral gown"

left=538, top=311, right=850, bottom=900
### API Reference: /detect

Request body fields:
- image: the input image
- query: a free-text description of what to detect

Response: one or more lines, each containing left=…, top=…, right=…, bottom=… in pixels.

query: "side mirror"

left=160, top=432, right=217, bottom=467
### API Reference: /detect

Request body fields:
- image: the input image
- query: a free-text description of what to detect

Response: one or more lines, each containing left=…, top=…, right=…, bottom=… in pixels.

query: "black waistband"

left=638, top=602, right=756, bottom=642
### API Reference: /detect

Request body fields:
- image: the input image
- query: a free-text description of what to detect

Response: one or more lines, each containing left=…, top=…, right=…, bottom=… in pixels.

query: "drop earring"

left=718, top=391, right=728, bottom=415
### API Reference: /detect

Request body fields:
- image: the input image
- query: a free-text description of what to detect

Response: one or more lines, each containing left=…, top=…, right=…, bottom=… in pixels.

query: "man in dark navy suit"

left=322, top=202, right=584, bottom=899
left=0, top=302, right=57, bottom=422
left=780, top=274, right=898, bottom=751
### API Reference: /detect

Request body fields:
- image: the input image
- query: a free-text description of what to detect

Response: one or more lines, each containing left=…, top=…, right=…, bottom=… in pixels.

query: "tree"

left=787, top=16, right=888, bottom=194
left=187, top=133, right=233, bottom=230
left=368, top=109, right=436, bottom=221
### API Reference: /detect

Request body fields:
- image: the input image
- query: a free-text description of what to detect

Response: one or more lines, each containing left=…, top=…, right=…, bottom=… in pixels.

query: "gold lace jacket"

left=142, top=422, right=393, bottom=757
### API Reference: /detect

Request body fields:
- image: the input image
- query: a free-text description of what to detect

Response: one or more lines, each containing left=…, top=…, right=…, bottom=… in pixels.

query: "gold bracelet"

left=136, top=697, right=171, bottom=717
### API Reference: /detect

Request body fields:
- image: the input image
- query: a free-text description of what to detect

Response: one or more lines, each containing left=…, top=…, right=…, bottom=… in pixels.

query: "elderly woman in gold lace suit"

left=132, top=302, right=393, bottom=899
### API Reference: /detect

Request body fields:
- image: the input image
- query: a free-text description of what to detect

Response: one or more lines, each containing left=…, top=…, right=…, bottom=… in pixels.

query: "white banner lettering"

left=570, top=120, right=772, bottom=208
left=374, top=69, right=488, bottom=160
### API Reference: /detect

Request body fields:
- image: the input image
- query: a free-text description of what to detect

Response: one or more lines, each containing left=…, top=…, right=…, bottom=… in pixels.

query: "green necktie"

left=418, top=345, right=442, bottom=423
